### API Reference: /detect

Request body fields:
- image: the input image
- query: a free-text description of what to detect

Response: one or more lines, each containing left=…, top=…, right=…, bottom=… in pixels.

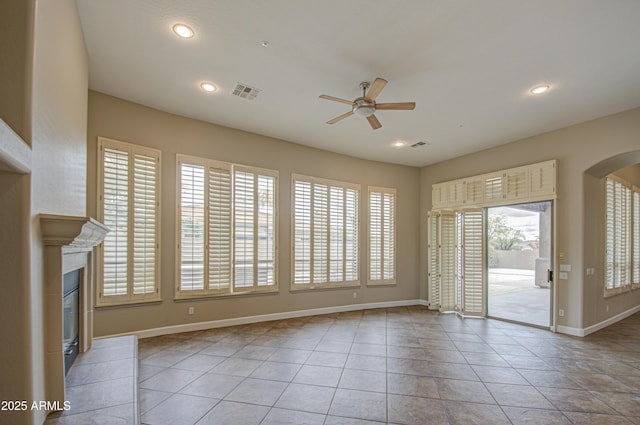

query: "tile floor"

left=136, top=306, right=640, bottom=425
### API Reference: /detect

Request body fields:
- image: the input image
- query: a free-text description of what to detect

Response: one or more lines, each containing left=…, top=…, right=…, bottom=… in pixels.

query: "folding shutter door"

left=439, top=211, right=457, bottom=312
left=427, top=212, right=440, bottom=310
left=461, top=209, right=485, bottom=316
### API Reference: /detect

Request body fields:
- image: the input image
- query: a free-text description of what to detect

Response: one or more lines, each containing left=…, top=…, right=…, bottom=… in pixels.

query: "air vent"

left=232, top=83, right=260, bottom=100
left=410, top=141, right=427, bottom=148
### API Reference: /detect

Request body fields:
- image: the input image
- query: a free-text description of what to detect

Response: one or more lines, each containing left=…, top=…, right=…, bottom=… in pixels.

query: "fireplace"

left=63, top=268, right=81, bottom=375
left=40, top=214, right=108, bottom=407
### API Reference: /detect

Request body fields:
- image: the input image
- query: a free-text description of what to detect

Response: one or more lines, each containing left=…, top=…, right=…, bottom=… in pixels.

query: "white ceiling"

left=75, top=0, right=640, bottom=167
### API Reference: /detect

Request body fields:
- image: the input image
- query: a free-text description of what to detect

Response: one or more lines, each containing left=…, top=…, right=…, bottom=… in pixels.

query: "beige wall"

left=0, top=1, right=34, bottom=424
left=87, top=91, right=421, bottom=337
left=420, top=107, right=640, bottom=332
left=29, top=1, right=88, bottom=423
left=0, top=0, right=33, bottom=141
left=613, top=164, right=640, bottom=185
left=0, top=1, right=88, bottom=424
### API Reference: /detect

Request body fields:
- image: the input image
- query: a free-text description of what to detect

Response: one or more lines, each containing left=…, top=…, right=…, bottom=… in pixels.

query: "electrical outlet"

left=353, top=292, right=357, bottom=299
left=188, top=306, right=195, bottom=315
left=606, top=305, right=609, bottom=312
left=559, top=309, right=565, bottom=317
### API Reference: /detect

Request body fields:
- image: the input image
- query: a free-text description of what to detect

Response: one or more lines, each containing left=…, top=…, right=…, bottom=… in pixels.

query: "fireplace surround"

left=40, top=214, right=108, bottom=407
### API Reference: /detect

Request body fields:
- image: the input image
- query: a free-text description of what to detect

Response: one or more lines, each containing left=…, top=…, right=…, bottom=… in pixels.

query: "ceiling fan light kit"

left=320, top=77, right=416, bottom=130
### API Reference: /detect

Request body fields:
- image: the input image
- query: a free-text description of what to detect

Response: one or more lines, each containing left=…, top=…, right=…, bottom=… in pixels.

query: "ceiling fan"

left=319, top=78, right=416, bottom=130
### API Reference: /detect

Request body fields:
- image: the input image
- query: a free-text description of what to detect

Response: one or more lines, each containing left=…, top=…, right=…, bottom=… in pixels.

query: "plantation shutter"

left=505, top=167, right=528, bottom=200
left=234, top=170, right=254, bottom=288
left=427, top=212, right=441, bottom=310
left=369, top=188, right=396, bottom=284
left=633, top=188, right=640, bottom=288
left=208, top=166, right=232, bottom=291
left=102, top=147, right=129, bottom=297
left=292, top=175, right=359, bottom=287
left=233, top=167, right=277, bottom=290
left=440, top=211, right=457, bottom=312
left=605, top=177, right=631, bottom=294
left=132, top=151, right=159, bottom=295
left=461, top=209, right=485, bottom=316
left=294, top=181, right=312, bottom=283
left=179, top=162, right=206, bottom=291
left=98, top=137, right=160, bottom=305
left=345, top=188, right=359, bottom=281
left=484, top=173, right=504, bottom=202
left=529, top=161, right=556, bottom=197
left=314, top=183, right=329, bottom=283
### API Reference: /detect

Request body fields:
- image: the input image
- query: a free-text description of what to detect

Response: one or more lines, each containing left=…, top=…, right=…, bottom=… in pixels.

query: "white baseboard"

left=98, top=299, right=423, bottom=340
left=557, top=304, right=640, bottom=337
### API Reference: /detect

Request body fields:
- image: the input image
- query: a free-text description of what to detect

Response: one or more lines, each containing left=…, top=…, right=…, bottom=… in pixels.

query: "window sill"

left=367, top=280, right=397, bottom=287
left=290, top=282, right=360, bottom=292
left=95, top=298, right=162, bottom=310
left=174, top=287, right=279, bottom=301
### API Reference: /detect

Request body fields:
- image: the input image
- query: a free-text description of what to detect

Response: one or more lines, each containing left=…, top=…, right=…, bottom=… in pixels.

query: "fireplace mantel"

left=40, top=214, right=109, bottom=250
left=40, top=214, right=109, bottom=409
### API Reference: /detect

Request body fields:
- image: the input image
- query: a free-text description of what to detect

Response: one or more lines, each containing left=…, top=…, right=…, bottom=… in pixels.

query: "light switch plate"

left=559, top=272, right=568, bottom=280
left=560, top=264, right=572, bottom=272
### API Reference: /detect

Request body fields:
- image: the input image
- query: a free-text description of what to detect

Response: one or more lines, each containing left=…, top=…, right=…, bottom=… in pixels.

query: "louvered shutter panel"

left=234, top=170, right=255, bottom=288
left=484, top=173, right=504, bottom=202
left=506, top=167, right=528, bottom=200
left=465, top=179, right=484, bottom=206
left=257, top=174, right=276, bottom=286
left=294, top=180, right=312, bottom=284
left=208, top=166, right=232, bottom=291
left=455, top=212, right=464, bottom=312
left=633, top=189, right=640, bottom=288
left=180, top=163, right=206, bottom=291
left=102, top=147, right=129, bottom=296
left=345, top=188, right=359, bottom=281
left=448, top=180, right=465, bottom=207
left=605, top=178, right=616, bottom=290
left=370, top=192, right=382, bottom=281
left=618, top=181, right=631, bottom=289
left=427, top=212, right=441, bottom=310
left=369, top=188, right=395, bottom=283
left=132, top=151, right=158, bottom=295
left=529, top=160, right=556, bottom=197
left=329, top=187, right=345, bottom=282
left=440, top=211, right=457, bottom=312
left=461, top=209, right=485, bottom=316
left=314, top=183, right=329, bottom=283
left=382, top=192, right=394, bottom=280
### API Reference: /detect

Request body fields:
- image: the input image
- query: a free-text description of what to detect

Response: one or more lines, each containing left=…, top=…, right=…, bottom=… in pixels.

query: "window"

left=292, top=174, right=359, bottom=289
left=368, top=187, right=396, bottom=284
left=97, top=137, right=161, bottom=305
left=177, top=155, right=277, bottom=298
left=605, top=176, right=632, bottom=295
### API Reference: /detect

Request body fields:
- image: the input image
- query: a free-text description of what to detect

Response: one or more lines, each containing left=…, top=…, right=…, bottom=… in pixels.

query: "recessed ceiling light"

left=530, top=84, right=550, bottom=95
left=392, top=140, right=407, bottom=148
left=200, top=82, right=217, bottom=92
left=173, top=23, right=194, bottom=39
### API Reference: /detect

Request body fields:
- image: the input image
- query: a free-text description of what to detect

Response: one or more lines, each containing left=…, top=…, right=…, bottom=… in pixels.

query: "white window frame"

left=176, top=154, right=278, bottom=299
left=368, top=186, right=396, bottom=285
left=291, top=174, right=360, bottom=290
left=96, top=137, right=161, bottom=306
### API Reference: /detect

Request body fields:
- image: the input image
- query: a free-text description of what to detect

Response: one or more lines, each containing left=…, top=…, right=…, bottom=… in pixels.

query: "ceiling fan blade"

left=365, top=78, right=388, bottom=102
left=327, top=111, right=354, bottom=124
left=367, top=114, right=382, bottom=130
left=376, top=102, right=416, bottom=110
left=319, top=95, right=353, bottom=105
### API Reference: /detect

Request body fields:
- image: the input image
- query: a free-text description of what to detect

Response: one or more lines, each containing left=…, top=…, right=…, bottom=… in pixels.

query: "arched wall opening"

left=583, top=149, right=640, bottom=329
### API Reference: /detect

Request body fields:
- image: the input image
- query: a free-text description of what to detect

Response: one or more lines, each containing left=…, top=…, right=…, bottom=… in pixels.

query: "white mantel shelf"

left=0, top=118, right=31, bottom=174
left=40, top=214, right=110, bottom=250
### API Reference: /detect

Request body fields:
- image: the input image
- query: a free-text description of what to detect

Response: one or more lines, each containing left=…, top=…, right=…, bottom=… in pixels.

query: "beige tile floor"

left=135, top=306, right=640, bottom=424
